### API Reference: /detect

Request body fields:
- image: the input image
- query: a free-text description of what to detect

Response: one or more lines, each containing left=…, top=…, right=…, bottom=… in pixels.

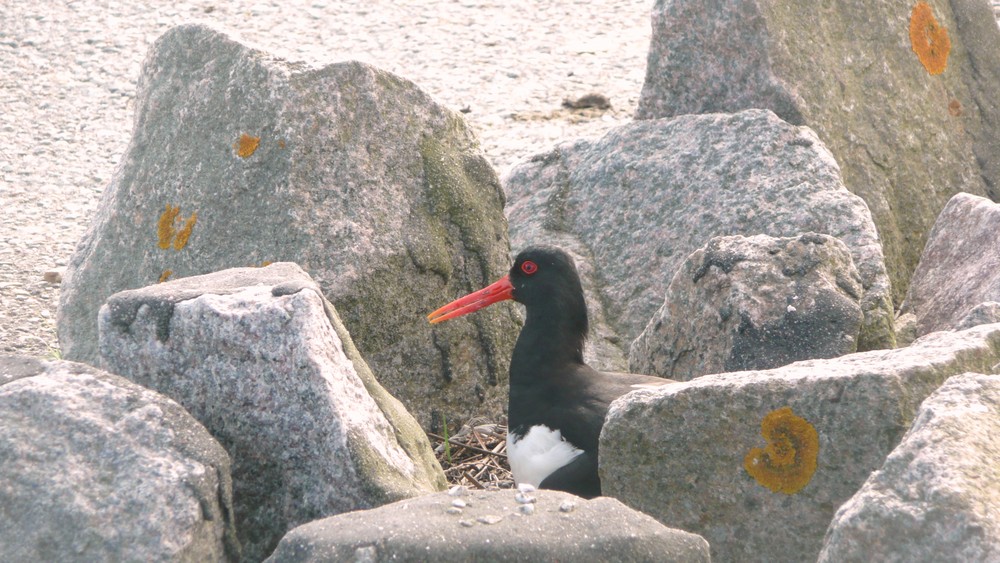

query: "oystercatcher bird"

left=428, top=246, right=673, bottom=498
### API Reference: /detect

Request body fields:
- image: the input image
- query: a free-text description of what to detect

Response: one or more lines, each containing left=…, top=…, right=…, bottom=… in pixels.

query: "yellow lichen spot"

left=173, top=212, right=197, bottom=250
left=235, top=133, right=261, bottom=158
left=158, top=270, right=173, bottom=283
left=260, top=261, right=273, bottom=267
left=744, top=406, right=819, bottom=494
left=909, top=2, right=950, bottom=75
left=157, top=204, right=181, bottom=249
left=157, top=204, right=197, bottom=251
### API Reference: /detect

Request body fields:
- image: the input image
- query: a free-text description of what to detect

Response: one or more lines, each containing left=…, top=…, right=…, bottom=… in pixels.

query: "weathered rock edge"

left=602, top=323, right=1000, bottom=563
left=266, top=489, right=710, bottom=563
left=0, top=356, right=240, bottom=562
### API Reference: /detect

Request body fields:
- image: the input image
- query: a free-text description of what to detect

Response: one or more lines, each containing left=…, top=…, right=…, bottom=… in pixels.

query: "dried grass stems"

left=428, top=420, right=514, bottom=491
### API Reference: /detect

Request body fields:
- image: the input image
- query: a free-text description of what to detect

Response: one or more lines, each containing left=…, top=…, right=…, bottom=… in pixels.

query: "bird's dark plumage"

left=429, top=245, right=673, bottom=498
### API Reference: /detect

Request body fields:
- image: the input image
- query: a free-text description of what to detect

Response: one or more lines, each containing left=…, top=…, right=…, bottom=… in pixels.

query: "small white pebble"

left=517, top=483, right=536, bottom=493
left=451, top=499, right=467, bottom=508
left=514, top=492, right=536, bottom=504
left=459, top=520, right=474, bottom=528
left=353, top=546, right=377, bottom=561
left=446, top=507, right=463, bottom=515
left=448, top=485, right=466, bottom=497
left=476, top=515, right=503, bottom=525
left=787, top=305, right=797, bottom=313
left=518, top=504, right=535, bottom=515
left=559, top=500, right=576, bottom=513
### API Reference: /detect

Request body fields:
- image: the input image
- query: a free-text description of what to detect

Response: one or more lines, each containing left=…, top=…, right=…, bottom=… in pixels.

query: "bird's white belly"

left=507, top=424, right=584, bottom=487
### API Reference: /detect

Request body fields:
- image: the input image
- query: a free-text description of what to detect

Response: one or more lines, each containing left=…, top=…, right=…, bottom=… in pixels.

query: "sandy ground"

left=0, top=0, right=653, bottom=358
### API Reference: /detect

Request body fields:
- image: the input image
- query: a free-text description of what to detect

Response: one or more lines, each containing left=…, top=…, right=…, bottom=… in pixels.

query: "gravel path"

left=5, top=2, right=1000, bottom=359
left=1, top=0, right=652, bottom=358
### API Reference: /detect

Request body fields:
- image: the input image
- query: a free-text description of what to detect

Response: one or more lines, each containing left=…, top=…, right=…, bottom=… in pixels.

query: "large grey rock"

left=601, top=323, right=1000, bottom=563
left=57, top=23, right=518, bottom=429
left=635, top=0, right=1000, bottom=304
left=902, top=192, right=1000, bottom=337
left=0, top=356, right=239, bottom=562
left=630, top=233, right=864, bottom=380
left=266, top=488, right=710, bottom=563
left=819, top=372, right=1000, bottom=562
left=505, top=109, right=894, bottom=358
left=99, top=263, right=447, bottom=562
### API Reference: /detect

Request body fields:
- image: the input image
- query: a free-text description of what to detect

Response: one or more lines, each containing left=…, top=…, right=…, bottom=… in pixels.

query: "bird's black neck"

left=509, top=300, right=588, bottom=386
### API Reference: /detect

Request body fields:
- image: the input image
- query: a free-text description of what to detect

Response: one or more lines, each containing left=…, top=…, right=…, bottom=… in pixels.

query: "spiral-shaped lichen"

left=744, top=406, right=819, bottom=494
left=909, top=2, right=950, bottom=76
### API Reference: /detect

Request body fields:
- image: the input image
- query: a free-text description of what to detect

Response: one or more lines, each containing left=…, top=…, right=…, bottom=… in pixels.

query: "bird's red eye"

left=520, top=260, right=538, bottom=275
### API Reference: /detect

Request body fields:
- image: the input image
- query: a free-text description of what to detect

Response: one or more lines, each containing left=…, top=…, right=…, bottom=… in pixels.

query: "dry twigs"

left=429, top=422, right=514, bottom=491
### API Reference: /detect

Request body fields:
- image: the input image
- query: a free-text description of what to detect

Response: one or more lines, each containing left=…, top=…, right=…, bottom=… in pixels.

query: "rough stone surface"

left=504, top=109, right=894, bottom=361
left=57, top=23, right=518, bottom=429
left=630, top=233, right=865, bottom=380
left=635, top=0, right=1000, bottom=305
left=902, top=192, right=1000, bottom=337
left=819, top=372, right=1000, bottom=562
left=0, top=356, right=239, bottom=562
left=894, top=311, right=919, bottom=348
left=956, top=302, right=1000, bottom=330
left=601, top=323, right=1000, bottom=563
left=266, top=488, right=710, bottom=563
left=98, top=262, right=447, bottom=562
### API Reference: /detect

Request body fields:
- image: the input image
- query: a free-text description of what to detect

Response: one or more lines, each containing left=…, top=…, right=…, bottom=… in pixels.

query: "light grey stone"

left=0, top=356, right=239, bottom=562
left=98, top=262, right=447, bottom=562
left=894, top=311, right=919, bottom=348
left=265, top=489, right=710, bottom=563
left=902, top=193, right=1000, bottom=337
left=956, top=302, right=1000, bottom=330
left=635, top=0, right=1000, bottom=304
left=601, top=324, right=1000, bottom=563
left=630, top=233, right=864, bottom=380
left=819, top=372, right=1000, bottom=562
left=57, top=23, right=518, bottom=429
left=504, top=109, right=893, bottom=359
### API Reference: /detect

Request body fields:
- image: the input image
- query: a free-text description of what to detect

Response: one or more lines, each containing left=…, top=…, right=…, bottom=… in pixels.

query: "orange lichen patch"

left=234, top=133, right=261, bottom=158
left=157, top=204, right=197, bottom=250
left=172, top=212, right=197, bottom=250
left=909, top=2, right=950, bottom=75
left=948, top=99, right=962, bottom=117
left=157, top=204, right=181, bottom=249
left=158, top=270, right=173, bottom=283
left=744, top=406, right=819, bottom=494
left=277, top=140, right=286, bottom=149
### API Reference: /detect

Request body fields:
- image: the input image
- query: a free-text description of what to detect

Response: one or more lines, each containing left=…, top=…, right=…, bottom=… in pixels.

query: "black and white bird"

left=428, top=246, right=673, bottom=498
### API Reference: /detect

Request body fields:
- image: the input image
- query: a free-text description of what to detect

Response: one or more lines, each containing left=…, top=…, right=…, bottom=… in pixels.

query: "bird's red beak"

left=427, top=275, right=515, bottom=324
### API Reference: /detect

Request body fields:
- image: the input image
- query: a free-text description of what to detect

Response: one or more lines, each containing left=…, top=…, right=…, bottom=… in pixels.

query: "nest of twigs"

left=428, top=420, right=514, bottom=491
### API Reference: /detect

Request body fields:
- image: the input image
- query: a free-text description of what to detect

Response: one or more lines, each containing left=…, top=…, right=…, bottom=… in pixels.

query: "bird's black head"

left=508, top=245, right=589, bottom=367
left=428, top=245, right=588, bottom=336
left=509, top=246, right=585, bottom=311
left=427, top=244, right=590, bottom=368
